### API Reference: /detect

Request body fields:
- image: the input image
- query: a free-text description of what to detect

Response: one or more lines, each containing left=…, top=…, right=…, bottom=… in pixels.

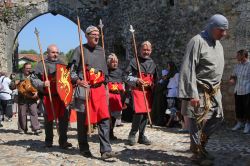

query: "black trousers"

left=77, top=112, right=112, bottom=153
left=129, top=113, right=148, bottom=138
left=44, top=109, right=69, bottom=145
left=0, top=99, right=13, bottom=119
left=235, top=93, right=250, bottom=121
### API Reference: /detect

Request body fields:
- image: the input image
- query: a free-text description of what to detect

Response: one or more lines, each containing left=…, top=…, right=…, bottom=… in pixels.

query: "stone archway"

left=0, top=0, right=103, bottom=72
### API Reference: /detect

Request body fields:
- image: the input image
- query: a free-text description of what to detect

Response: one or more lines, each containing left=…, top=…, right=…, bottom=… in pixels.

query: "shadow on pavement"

left=118, top=148, right=191, bottom=165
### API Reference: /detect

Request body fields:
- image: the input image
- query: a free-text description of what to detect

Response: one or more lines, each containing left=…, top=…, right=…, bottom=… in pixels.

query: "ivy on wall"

left=0, top=3, right=26, bottom=24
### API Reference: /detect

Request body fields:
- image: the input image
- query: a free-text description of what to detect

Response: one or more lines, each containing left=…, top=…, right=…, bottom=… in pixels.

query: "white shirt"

left=167, top=73, right=179, bottom=98
left=232, top=61, right=250, bottom=95
left=0, top=76, right=12, bottom=100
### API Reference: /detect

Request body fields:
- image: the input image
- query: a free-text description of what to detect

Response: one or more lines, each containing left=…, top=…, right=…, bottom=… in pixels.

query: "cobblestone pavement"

left=0, top=116, right=250, bottom=166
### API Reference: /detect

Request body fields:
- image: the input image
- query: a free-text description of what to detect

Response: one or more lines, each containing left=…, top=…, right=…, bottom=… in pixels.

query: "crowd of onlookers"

left=150, top=61, right=189, bottom=133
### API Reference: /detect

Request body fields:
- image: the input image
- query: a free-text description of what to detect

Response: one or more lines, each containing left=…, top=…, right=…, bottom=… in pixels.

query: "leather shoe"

left=80, top=151, right=93, bottom=158
left=34, top=129, right=42, bottom=135
left=110, top=134, right=118, bottom=140
left=19, top=130, right=27, bottom=134
left=101, top=151, right=120, bottom=160
left=59, top=142, right=72, bottom=149
left=128, top=135, right=136, bottom=146
left=138, top=137, right=151, bottom=145
left=45, top=142, right=53, bottom=148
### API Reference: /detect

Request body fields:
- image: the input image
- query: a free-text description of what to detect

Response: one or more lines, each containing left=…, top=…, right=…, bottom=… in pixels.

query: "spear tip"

left=99, top=19, right=104, bottom=28
left=34, top=27, right=39, bottom=34
left=129, top=25, right=135, bottom=33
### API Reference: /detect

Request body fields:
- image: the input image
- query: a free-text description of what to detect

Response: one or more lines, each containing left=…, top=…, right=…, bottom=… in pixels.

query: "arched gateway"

left=0, top=0, right=105, bottom=72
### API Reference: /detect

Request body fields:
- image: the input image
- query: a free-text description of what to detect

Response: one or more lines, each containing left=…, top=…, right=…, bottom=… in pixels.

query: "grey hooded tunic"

left=178, top=14, right=228, bottom=119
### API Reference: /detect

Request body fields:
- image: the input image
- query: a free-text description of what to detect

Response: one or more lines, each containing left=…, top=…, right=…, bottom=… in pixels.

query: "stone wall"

left=102, top=0, right=248, bottom=123
left=0, top=0, right=249, bottom=123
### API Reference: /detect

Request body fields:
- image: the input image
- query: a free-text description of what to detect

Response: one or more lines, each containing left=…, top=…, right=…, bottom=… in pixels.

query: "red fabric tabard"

left=44, top=95, right=65, bottom=121
left=85, top=84, right=110, bottom=124
left=132, top=73, right=153, bottom=113
left=107, top=82, right=124, bottom=112
left=43, top=74, right=65, bottom=121
left=86, top=67, right=105, bottom=85
left=109, top=93, right=122, bottom=112
left=132, top=89, right=152, bottom=113
left=69, top=109, right=77, bottom=123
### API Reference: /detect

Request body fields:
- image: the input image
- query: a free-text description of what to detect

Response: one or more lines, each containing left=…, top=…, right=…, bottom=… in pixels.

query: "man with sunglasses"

left=70, top=26, right=119, bottom=159
left=34, top=44, right=72, bottom=149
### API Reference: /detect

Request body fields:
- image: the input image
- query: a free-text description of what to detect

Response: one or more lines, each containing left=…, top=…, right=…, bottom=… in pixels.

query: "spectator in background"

left=152, top=69, right=169, bottom=126
left=165, top=62, right=180, bottom=127
left=179, top=100, right=190, bottom=133
left=230, top=49, right=250, bottom=134
left=159, top=69, right=169, bottom=84
left=0, top=72, right=13, bottom=123
left=10, top=63, right=42, bottom=135
left=10, top=73, right=18, bottom=116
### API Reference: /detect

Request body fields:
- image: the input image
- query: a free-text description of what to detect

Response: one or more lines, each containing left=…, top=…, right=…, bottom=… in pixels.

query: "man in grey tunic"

left=178, top=14, right=228, bottom=162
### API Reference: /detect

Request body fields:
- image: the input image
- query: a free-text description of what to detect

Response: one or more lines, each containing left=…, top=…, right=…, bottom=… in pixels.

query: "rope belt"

left=196, top=83, right=220, bottom=124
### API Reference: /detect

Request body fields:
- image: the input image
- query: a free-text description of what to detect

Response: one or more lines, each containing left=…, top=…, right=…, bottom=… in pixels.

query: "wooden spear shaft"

left=76, top=16, right=91, bottom=136
left=34, top=28, right=59, bottom=133
left=129, top=25, right=153, bottom=127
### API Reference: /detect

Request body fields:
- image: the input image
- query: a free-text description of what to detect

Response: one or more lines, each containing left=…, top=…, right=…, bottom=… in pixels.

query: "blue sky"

left=18, top=13, right=86, bottom=54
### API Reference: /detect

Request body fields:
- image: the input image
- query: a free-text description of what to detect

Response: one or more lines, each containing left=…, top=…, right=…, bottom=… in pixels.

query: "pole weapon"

left=76, top=16, right=91, bottom=136
left=129, top=25, right=153, bottom=127
left=99, top=19, right=105, bottom=51
left=34, top=28, right=59, bottom=134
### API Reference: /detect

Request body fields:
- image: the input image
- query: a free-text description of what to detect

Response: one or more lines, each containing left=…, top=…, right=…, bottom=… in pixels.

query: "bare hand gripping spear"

left=34, top=28, right=59, bottom=134
left=129, top=25, right=153, bottom=127
left=76, top=16, right=91, bottom=136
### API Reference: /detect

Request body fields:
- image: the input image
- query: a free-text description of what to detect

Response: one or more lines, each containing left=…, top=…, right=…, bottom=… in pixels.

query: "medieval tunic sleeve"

left=178, top=35, right=201, bottom=100
left=70, top=46, right=81, bottom=84
left=125, top=58, right=139, bottom=87
left=32, top=61, right=45, bottom=91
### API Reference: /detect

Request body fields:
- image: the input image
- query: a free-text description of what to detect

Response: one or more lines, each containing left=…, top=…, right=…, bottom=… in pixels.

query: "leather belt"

left=90, top=82, right=104, bottom=88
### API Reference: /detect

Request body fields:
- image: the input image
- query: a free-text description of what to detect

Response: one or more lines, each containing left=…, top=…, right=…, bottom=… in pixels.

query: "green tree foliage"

left=65, top=49, right=74, bottom=63
left=19, top=49, right=38, bottom=54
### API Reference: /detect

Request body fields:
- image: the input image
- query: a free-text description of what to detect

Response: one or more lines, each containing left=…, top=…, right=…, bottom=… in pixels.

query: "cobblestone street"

left=0, top=116, right=250, bottom=166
